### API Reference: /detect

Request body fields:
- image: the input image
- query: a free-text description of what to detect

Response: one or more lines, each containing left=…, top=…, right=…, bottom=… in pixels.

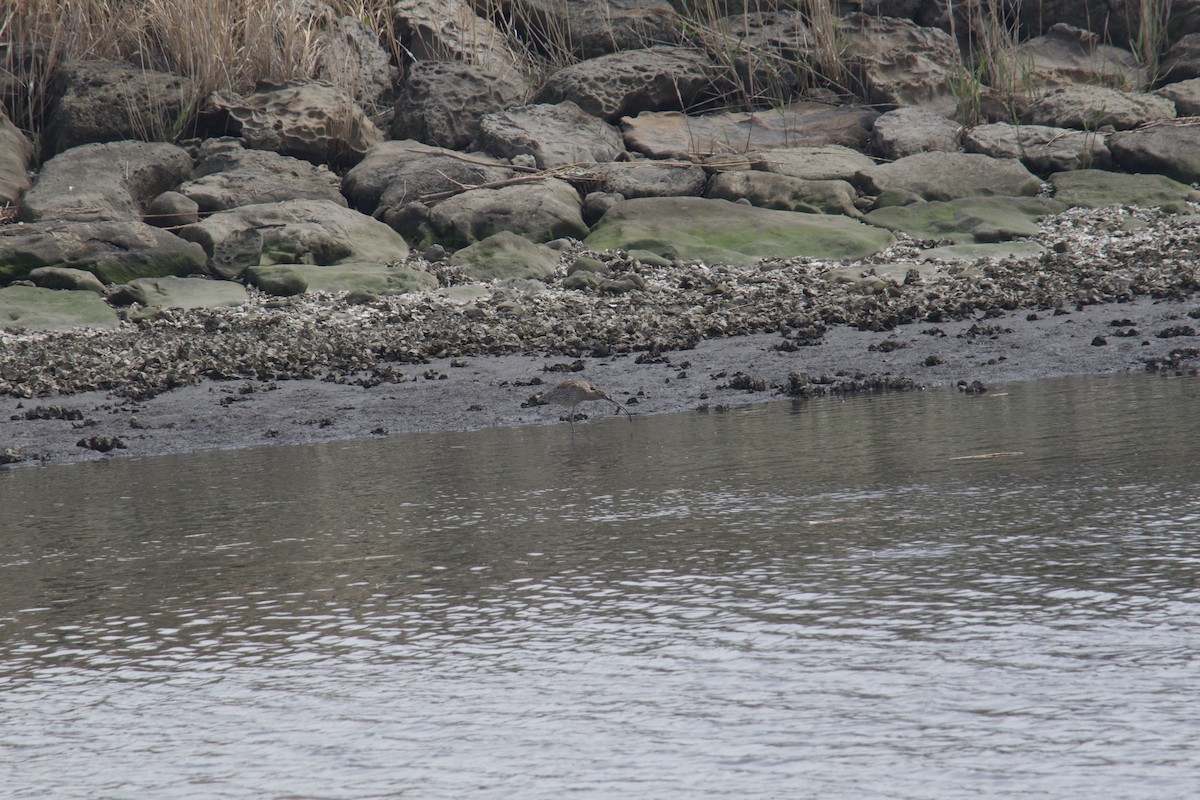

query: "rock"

left=448, top=231, right=561, bottom=281
left=865, top=196, right=1063, bottom=243
left=42, top=59, right=196, bottom=155
left=586, top=160, right=707, bottom=198
left=918, top=241, right=1047, bottom=262
left=837, top=13, right=961, bottom=115
left=1108, top=122, right=1200, bottom=184
left=706, top=171, right=861, bottom=217
left=176, top=138, right=346, bottom=213
left=118, top=275, right=250, bottom=308
left=1014, top=23, right=1145, bottom=91
left=582, top=191, right=624, bottom=225
left=478, top=102, right=625, bottom=168
left=245, top=262, right=436, bottom=297
left=870, top=107, right=962, bottom=159
left=342, top=140, right=490, bottom=211
left=175, top=199, right=410, bottom=279
left=18, top=141, right=193, bottom=223
left=0, top=220, right=207, bottom=284
left=393, top=0, right=530, bottom=73
left=144, top=191, right=199, bottom=228
left=427, top=178, right=589, bottom=248
left=963, top=123, right=1112, bottom=173
left=748, top=145, right=877, bottom=182
left=1155, top=77, right=1200, bottom=115
left=710, top=10, right=816, bottom=100
left=585, top=196, right=894, bottom=266
left=856, top=152, right=1043, bottom=205
left=376, top=154, right=515, bottom=210
left=0, top=285, right=120, bottom=330
left=203, top=81, right=382, bottom=167
left=534, top=46, right=716, bottom=121
left=1023, top=85, right=1176, bottom=130
left=501, top=0, right=682, bottom=59
left=0, top=110, right=33, bottom=206
left=623, top=103, right=879, bottom=158
left=391, top=61, right=529, bottom=150
left=1050, top=169, right=1200, bottom=214
left=27, top=266, right=107, bottom=294
left=1159, top=33, right=1200, bottom=85
left=306, top=4, right=398, bottom=109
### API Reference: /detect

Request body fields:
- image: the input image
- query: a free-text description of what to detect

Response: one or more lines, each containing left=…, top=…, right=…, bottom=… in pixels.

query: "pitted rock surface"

left=871, top=107, right=962, bottom=160
left=1024, top=85, right=1176, bottom=131
left=391, top=61, right=529, bottom=150
left=534, top=46, right=716, bottom=121
left=428, top=179, right=589, bottom=248
left=838, top=14, right=961, bottom=115
left=178, top=138, right=346, bottom=212
left=376, top=155, right=514, bottom=209
left=710, top=11, right=815, bottom=99
left=506, top=0, right=682, bottom=58
left=1014, top=23, right=1145, bottom=91
left=585, top=160, right=707, bottom=198
left=963, top=123, right=1112, bottom=174
left=393, top=0, right=530, bottom=74
left=478, top=102, right=625, bottom=168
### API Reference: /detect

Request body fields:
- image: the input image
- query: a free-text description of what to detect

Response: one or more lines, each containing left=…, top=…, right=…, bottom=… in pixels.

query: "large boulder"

left=27, top=266, right=107, bottom=294
left=177, top=138, right=346, bottom=212
left=1158, top=33, right=1200, bottom=85
left=376, top=155, right=515, bottom=210
left=585, top=196, right=894, bottom=266
left=749, top=145, right=876, bottom=182
left=962, top=123, right=1112, bottom=173
left=427, top=179, right=588, bottom=248
left=1155, top=77, right=1200, bottom=116
left=42, top=59, right=196, bottom=155
left=622, top=103, right=879, bottom=159
left=1012, top=24, right=1145, bottom=91
left=870, top=107, right=962, bottom=160
left=0, top=285, right=120, bottom=330
left=586, top=160, right=707, bottom=198
left=245, top=262, right=436, bottom=297
left=1050, top=169, right=1200, bottom=214
left=1108, top=122, right=1200, bottom=184
left=709, top=10, right=817, bottom=100
left=0, top=220, right=207, bottom=285
left=0, top=110, right=33, bottom=206
left=706, top=171, right=861, bottom=217
left=496, top=0, right=682, bottom=59
left=118, top=275, right=250, bottom=309
left=1023, top=85, right=1176, bottom=130
left=865, top=196, right=1063, bottom=243
left=342, top=140, right=478, bottom=211
left=18, top=141, right=193, bottom=223
left=391, top=61, right=529, bottom=149
left=306, top=4, right=398, bottom=109
left=478, top=102, right=626, bottom=168
left=202, top=81, right=381, bottom=167
left=448, top=230, right=561, bottom=281
left=393, top=0, right=530, bottom=74
left=534, top=46, right=716, bottom=121
left=837, top=13, right=961, bottom=115
left=175, top=199, right=411, bottom=279
left=856, top=152, right=1043, bottom=205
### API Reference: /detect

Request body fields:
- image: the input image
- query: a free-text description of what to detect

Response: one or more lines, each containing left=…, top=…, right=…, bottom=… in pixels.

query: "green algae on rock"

left=0, top=285, right=120, bottom=330
left=585, top=197, right=894, bottom=266
left=448, top=231, right=561, bottom=282
left=865, top=197, right=1065, bottom=244
left=1049, top=170, right=1200, bottom=215
left=245, top=262, right=437, bottom=297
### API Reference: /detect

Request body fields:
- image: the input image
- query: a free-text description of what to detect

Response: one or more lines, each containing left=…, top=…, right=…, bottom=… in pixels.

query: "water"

left=2, top=374, right=1199, bottom=799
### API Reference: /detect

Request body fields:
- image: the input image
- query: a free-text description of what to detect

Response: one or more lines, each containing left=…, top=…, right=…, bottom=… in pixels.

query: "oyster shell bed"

left=2, top=206, right=1198, bottom=401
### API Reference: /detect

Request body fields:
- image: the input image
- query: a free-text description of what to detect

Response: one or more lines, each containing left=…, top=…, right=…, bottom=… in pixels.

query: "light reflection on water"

left=2, top=374, right=1199, bottom=799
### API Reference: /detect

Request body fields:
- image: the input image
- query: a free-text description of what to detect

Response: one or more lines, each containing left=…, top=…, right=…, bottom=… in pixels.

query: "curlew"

left=544, top=378, right=633, bottom=430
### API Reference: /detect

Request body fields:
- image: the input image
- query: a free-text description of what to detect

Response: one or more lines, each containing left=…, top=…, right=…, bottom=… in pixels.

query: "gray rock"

left=0, top=110, right=33, bottom=206
left=393, top=0, right=531, bottom=74
left=175, top=199, right=411, bottom=279
left=508, top=0, right=682, bottom=59
left=0, top=285, right=120, bottom=330
left=18, top=141, right=193, bottom=223
left=342, top=139, right=460, bottom=211
left=177, top=138, right=346, bottom=212
left=1155, top=77, right=1200, bottom=116
left=1024, top=85, right=1176, bottom=130
left=245, top=262, right=436, bottom=297
left=623, top=103, right=879, bottom=158
left=479, top=102, right=626, bottom=168
left=582, top=191, right=624, bottom=226
left=856, top=152, right=1043, bottom=205
left=865, top=196, right=1063, bottom=243
left=391, top=61, right=529, bottom=149
left=428, top=178, right=589, bottom=248
left=306, top=4, right=398, bottom=110
left=448, top=231, right=561, bottom=281
left=918, top=241, right=1047, bottom=262
left=587, top=161, right=707, bottom=198
left=837, top=13, right=961, bottom=115
left=750, top=145, right=877, bottom=182
left=871, top=107, right=962, bottom=160
left=585, top=196, right=894, bottom=265
left=204, top=80, right=382, bottom=167
left=1050, top=169, right=1200, bottom=214
left=1159, top=32, right=1200, bottom=85
left=534, top=46, right=715, bottom=121
left=42, top=59, right=196, bottom=155
left=27, top=266, right=107, bottom=294
left=0, top=220, right=207, bottom=285
left=1108, top=122, right=1200, bottom=184
left=710, top=11, right=816, bottom=100
left=706, top=171, right=861, bottom=217
left=119, top=275, right=250, bottom=308
left=146, top=191, right=200, bottom=228
left=1014, top=23, right=1145, bottom=91
left=963, top=123, right=1112, bottom=173
left=377, top=154, right=515, bottom=209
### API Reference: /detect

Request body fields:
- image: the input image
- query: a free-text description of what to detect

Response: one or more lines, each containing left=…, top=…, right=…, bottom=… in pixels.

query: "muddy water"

left=2, top=374, right=1199, bottom=799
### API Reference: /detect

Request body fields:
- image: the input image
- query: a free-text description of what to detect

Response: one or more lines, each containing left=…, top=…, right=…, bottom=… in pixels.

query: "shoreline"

left=3, top=291, right=1197, bottom=468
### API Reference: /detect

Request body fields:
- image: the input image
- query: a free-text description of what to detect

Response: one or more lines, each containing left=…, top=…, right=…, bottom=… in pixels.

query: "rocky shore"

left=4, top=2, right=1200, bottom=465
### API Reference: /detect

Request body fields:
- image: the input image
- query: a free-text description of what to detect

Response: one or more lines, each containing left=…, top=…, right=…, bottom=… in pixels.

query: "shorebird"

left=544, top=378, right=633, bottom=430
